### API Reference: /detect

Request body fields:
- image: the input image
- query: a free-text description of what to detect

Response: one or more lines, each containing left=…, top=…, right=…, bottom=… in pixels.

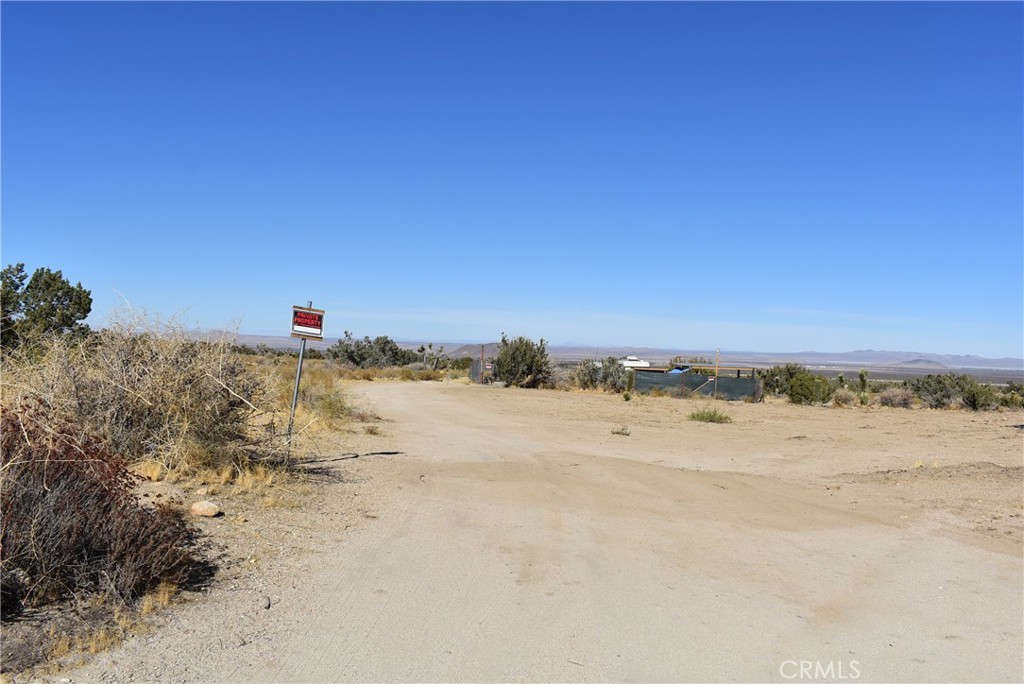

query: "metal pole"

left=287, top=300, right=312, bottom=447
left=714, top=348, right=720, bottom=398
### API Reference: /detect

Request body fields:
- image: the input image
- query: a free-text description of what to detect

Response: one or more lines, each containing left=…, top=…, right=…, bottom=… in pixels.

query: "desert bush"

left=908, top=373, right=976, bottom=409
left=570, top=357, right=629, bottom=393
left=878, top=387, right=913, bottom=408
left=570, top=359, right=600, bottom=390
left=759, top=364, right=808, bottom=396
left=1, top=311, right=272, bottom=473
left=831, top=387, right=857, bottom=407
left=600, top=357, right=629, bottom=393
left=493, top=334, right=551, bottom=388
left=325, top=332, right=418, bottom=368
left=688, top=407, right=732, bottom=423
left=999, top=383, right=1024, bottom=408
left=962, top=382, right=999, bottom=411
left=1, top=402, right=201, bottom=618
left=787, top=372, right=833, bottom=405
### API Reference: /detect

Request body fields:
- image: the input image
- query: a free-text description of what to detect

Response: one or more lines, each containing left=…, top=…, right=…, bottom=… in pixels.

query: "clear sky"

left=2, top=1, right=1022, bottom=358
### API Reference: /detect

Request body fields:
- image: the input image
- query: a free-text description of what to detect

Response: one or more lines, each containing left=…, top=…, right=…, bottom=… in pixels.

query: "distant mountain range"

left=226, top=333, right=1022, bottom=372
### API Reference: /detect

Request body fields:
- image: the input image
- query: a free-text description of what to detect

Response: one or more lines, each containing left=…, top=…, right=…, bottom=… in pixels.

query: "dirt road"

left=55, top=382, right=1023, bottom=683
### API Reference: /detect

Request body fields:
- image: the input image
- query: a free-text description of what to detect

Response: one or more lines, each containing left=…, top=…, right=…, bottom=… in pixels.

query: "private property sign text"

left=291, top=306, right=325, bottom=340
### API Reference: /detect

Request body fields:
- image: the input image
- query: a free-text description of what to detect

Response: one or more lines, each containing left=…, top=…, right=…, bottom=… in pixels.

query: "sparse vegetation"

left=611, top=425, right=631, bottom=436
left=688, top=407, right=733, bottom=423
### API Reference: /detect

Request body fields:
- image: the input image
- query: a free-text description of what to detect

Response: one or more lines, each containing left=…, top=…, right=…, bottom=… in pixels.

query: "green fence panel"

left=633, top=370, right=761, bottom=401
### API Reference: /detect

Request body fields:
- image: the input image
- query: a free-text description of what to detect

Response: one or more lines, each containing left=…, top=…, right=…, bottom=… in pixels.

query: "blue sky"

left=2, top=2, right=1022, bottom=357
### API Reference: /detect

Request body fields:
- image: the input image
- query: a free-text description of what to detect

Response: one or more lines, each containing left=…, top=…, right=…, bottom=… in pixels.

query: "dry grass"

left=832, top=387, right=858, bottom=407
left=235, top=463, right=278, bottom=493
left=1, top=309, right=277, bottom=474
left=139, top=582, right=177, bottom=616
left=879, top=386, right=914, bottom=408
left=135, top=459, right=166, bottom=482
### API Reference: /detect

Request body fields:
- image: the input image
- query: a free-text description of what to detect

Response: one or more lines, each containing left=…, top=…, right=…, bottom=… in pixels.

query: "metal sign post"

left=287, top=301, right=325, bottom=449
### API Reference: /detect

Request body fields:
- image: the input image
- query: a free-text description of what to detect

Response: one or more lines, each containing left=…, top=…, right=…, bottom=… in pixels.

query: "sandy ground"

left=34, top=381, right=1024, bottom=683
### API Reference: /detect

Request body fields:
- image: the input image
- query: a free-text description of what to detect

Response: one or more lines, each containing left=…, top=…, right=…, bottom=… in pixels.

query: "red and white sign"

left=291, top=306, right=325, bottom=340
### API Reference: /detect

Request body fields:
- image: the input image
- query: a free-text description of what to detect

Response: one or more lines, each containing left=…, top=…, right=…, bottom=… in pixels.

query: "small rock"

left=195, top=487, right=209, bottom=496
left=190, top=500, right=220, bottom=517
left=263, top=596, right=271, bottom=609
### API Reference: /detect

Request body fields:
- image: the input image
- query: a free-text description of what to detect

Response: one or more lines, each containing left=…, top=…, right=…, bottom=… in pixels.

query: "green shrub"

left=493, top=334, right=551, bottom=388
left=962, top=382, right=999, bottom=411
left=599, top=356, right=628, bottom=393
left=325, top=331, right=418, bottom=368
left=999, top=389, right=1024, bottom=409
left=788, top=372, right=833, bottom=405
left=908, top=373, right=976, bottom=409
left=572, top=357, right=629, bottom=393
left=688, top=407, right=732, bottom=423
left=570, top=359, right=600, bottom=390
left=759, top=364, right=808, bottom=396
